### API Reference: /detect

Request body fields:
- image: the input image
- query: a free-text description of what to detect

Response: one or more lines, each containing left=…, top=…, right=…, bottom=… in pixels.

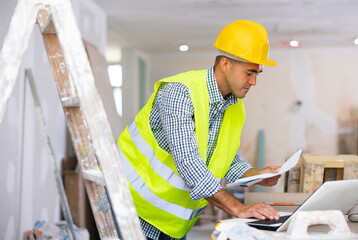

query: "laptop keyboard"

left=247, top=215, right=290, bottom=230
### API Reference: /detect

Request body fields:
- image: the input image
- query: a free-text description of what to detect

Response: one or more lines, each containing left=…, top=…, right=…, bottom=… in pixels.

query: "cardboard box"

left=63, top=158, right=100, bottom=239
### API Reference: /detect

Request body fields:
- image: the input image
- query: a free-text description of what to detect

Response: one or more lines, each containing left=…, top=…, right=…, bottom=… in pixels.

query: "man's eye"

left=246, top=72, right=253, bottom=76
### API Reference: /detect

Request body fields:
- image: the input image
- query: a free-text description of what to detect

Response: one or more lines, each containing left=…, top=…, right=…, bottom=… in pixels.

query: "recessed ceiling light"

left=179, top=44, right=189, bottom=52
left=289, top=40, right=300, bottom=48
left=354, top=37, right=358, bottom=45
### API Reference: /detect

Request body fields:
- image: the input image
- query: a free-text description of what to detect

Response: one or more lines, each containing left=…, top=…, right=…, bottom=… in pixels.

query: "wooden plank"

left=336, top=168, right=344, bottom=180
left=344, top=163, right=358, bottom=180
left=302, top=153, right=358, bottom=168
left=287, top=166, right=301, bottom=192
left=299, top=157, right=306, bottom=193
left=286, top=155, right=302, bottom=193
left=300, top=161, right=324, bottom=193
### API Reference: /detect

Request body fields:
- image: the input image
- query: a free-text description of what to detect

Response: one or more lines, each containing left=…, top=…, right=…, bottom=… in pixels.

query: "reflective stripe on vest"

left=117, top=143, right=207, bottom=220
left=128, top=121, right=191, bottom=191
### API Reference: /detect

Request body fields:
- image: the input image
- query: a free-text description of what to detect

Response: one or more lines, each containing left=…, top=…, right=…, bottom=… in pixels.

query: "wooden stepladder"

left=0, top=1, right=145, bottom=239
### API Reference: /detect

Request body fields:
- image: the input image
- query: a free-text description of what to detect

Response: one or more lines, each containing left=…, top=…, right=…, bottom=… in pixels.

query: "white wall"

left=247, top=47, right=358, bottom=192
left=147, top=46, right=358, bottom=193
left=149, top=51, right=216, bottom=85
left=0, top=0, right=106, bottom=239
left=121, top=49, right=150, bottom=128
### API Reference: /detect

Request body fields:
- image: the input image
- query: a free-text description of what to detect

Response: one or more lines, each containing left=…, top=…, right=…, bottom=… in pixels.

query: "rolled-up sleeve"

left=225, top=154, right=253, bottom=183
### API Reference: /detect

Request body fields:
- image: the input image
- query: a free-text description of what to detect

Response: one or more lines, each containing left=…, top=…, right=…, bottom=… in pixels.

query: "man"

left=117, top=20, right=281, bottom=240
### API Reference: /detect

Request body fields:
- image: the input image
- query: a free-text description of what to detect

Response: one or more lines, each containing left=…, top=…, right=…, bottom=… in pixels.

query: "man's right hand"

left=206, top=189, right=279, bottom=220
left=235, top=203, right=279, bottom=220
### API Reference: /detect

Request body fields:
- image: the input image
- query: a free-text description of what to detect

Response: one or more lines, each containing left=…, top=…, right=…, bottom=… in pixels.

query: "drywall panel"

left=0, top=0, right=27, bottom=238
left=0, top=54, right=25, bottom=240
left=84, top=41, right=123, bottom=137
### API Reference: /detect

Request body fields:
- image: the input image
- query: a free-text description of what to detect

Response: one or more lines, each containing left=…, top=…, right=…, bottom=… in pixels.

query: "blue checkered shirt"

left=140, top=66, right=253, bottom=240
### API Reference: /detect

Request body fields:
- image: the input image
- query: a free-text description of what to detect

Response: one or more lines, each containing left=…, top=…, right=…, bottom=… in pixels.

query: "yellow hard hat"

left=214, top=20, right=277, bottom=66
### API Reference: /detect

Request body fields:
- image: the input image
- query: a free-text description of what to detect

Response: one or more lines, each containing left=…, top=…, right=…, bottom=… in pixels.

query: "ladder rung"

left=61, top=96, right=80, bottom=107
left=37, top=10, right=56, bottom=34
left=82, top=169, right=105, bottom=186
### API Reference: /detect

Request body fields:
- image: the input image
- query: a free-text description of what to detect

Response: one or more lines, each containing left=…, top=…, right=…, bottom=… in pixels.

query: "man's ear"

left=220, top=57, right=231, bottom=73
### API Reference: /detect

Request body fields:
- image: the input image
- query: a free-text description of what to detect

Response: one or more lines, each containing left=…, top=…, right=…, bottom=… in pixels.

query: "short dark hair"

left=215, top=55, right=225, bottom=66
left=215, top=55, right=238, bottom=66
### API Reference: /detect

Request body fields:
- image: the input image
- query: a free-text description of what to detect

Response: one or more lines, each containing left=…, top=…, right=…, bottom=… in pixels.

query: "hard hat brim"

left=257, top=58, right=277, bottom=66
left=232, top=53, right=277, bottom=66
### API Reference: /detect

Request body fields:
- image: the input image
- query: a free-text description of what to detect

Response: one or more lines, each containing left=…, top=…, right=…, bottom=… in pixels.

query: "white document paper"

left=226, top=148, right=302, bottom=188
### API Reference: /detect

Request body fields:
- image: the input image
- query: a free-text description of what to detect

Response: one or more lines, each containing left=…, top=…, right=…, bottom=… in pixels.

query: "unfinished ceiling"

left=93, top=0, right=358, bottom=54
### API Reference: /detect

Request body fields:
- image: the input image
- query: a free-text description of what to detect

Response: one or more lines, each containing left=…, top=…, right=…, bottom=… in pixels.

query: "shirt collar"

left=206, top=66, right=238, bottom=105
left=206, top=66, right=224, bottom=104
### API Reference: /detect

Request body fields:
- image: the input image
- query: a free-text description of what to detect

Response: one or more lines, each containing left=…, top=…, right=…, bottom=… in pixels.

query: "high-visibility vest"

left=117, top=70, right=245, bottom=238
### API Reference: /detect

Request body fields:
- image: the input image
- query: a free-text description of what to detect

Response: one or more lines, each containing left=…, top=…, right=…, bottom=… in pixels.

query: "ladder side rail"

left=0, top=0, right=40, bottom=123
left=36, top=8, right=119, bottom=239
left=64, top=108, right=119, bottom=239
left=49, top=2, right=145, bottom=240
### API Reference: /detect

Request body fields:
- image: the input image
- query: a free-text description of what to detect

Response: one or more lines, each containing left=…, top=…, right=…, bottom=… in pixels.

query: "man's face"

left=225, top=60, right=262, bottom=99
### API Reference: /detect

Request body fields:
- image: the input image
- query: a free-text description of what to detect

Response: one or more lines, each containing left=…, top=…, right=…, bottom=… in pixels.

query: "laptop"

left=247, top=179, right=358, bottom=231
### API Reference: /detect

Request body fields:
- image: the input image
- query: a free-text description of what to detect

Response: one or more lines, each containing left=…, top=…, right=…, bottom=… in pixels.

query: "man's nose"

left=248, top=76, right=257, bottom=86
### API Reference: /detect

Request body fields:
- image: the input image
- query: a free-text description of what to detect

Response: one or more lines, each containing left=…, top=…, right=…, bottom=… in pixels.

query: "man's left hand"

left=257, top=166, right=281, bottom=186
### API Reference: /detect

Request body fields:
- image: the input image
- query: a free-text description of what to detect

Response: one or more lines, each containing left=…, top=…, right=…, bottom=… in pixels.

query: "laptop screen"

left=277, top=179, right=358, bottom=231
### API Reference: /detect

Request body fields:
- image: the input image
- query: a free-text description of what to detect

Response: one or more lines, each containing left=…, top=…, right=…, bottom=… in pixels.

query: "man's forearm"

left=205, top=188, right=243, bottom=217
